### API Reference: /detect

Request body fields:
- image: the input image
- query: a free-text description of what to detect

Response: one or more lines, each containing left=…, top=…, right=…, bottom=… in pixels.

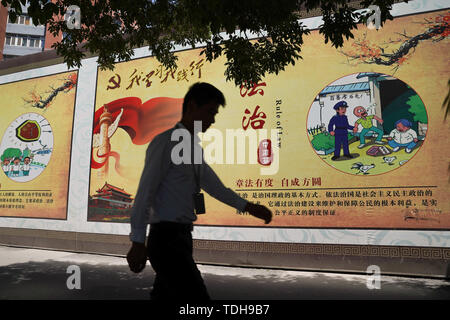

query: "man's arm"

left=328, top=116, right=335, bottom=134
left=387, top=129, right=396, bottom=140
left=130, top=135, right=172, bottom=243
left=200, top=162, right=272, bottom=224
left=373, top=115, right=383, bottom=124
left=127, top=134, right=172, bottom=273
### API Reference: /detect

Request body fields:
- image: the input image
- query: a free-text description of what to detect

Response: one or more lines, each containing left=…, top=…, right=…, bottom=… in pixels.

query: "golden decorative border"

left=193, top=240, right=450, bottom=260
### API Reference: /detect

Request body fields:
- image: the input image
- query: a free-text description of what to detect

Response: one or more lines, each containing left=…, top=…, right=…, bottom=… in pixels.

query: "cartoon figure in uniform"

left=11, top=157, right=21, bottom=177
left=21, top=157, right=31, bottom=176
left=328, top=101, right=355, bottom=161
left=2, top=158, right=11, bottom=176
left=352, top=106, right=384, bottom=148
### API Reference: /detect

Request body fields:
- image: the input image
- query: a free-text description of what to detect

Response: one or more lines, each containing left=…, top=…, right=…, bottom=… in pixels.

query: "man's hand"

left=245, top=202, right=272, bottom=224
left=126, top=242, right=147, bottom=273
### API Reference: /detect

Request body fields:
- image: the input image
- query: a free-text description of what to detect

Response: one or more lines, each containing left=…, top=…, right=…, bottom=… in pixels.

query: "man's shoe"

left=406, top=148, right=412, bottom=153
left=357, top=144, right=366, bottom=149
left=392, top=147, right=399, bottom=152
left=331, top=156, right=339, bottom=161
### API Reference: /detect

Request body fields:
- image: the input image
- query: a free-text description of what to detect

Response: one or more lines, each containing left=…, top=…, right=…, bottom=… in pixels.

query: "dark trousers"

left=147, top=222, right=210, bottom=301
left=334, top=133, right=350, bottom=156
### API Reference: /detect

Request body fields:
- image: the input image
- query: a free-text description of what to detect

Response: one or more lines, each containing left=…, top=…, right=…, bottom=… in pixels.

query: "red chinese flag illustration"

left=91, top=96, right=183, bottom=169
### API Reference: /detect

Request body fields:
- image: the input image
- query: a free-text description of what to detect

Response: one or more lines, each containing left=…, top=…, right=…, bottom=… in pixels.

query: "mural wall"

left=89, top=9, right=450, bottom=230
left=0, top=71, right=77, bottom=219
left=0, top=1, right=449, bottom=247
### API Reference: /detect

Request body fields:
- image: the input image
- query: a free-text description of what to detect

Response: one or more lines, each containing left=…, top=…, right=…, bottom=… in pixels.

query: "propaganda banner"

left=88, top=10, right=450, bottom=229
left=0, top=71, right=78, bottom=219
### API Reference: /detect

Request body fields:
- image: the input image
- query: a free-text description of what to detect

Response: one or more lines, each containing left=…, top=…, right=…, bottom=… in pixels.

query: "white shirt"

left=389, top=128, right=417, bottom=144
left=130, top=122, right=248, bottom=243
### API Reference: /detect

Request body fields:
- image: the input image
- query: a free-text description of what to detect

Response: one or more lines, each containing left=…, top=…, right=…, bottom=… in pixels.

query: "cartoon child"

left=2, top=158, right=11, bottom=176
left=11, top=157, right=21, bottom=177
left=328, top=101, right=355, bottom=161
left=21, top=157, right=31, bottom=176
left=387, top=119, right=418, bottom=153
left=352, top=106, right=384, bottom=148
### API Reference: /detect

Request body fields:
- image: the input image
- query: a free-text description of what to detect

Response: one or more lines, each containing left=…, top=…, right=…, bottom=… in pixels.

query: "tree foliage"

left=2, top=0, right=400, bottom=86
left=1, top=148, right=22, bottom=161
left=406, top=95, right=427, bottom=124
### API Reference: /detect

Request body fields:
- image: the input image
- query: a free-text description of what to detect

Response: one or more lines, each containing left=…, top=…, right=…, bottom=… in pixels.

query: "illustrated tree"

left=339, top=11, right=450, bottom=73
left=406, top=94, right=427, bottom=136
left=1, top=148, right=22, bottom=161
left=407, top=95, right=427, bottom=123
left=1, top=0, right=401, bottom=87
left=23, top=73, right=77, bottom=109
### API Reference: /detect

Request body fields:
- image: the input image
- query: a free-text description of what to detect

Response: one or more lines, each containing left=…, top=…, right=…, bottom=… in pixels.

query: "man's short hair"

left=394, top=119, right=412, bottom=128
left=182, top=82, right=226, bottom=115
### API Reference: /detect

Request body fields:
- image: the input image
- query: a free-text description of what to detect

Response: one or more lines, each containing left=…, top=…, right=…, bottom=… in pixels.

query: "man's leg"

left=359, top=128, right=369, bottom=146
left=388, top=139, right=400, bottom=151
left=371, top=126, right=384, bottom=143
left=147, top=224, right=210, bottom=301
left=406, top=141, right=417, bottom=153
left=332, top=134, right=344, bottom=160
left=342, top=134, right=351, bottom=156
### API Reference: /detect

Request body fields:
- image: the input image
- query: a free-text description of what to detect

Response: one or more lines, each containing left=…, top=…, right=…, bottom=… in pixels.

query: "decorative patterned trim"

left=193, top=240, right=450, bottom=260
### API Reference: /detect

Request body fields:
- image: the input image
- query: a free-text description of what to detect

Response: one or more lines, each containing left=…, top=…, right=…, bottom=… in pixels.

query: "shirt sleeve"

left=129, top=134, right=172, bottom=243
left=389, top=129, right=396, bottom=138
left=328, top=117, right=336, bottom=132
left=200, top=162, right=248, bottom=213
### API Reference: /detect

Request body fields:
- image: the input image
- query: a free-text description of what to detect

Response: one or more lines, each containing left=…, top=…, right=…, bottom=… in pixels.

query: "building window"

left=29, top=37, right=41, bottom=48
left=5, top=34, right=43, bottom=48
left=7, top=14, right=36, bottom=26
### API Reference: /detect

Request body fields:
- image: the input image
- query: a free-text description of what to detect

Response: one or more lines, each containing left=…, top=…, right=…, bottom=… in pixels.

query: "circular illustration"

left=307, top=72, right=427, bottom=176
left=1, top=113, right=54, bottom=182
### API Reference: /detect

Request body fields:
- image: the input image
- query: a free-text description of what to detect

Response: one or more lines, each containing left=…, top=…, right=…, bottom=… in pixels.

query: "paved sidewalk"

left=0, top=245, right=449, bottom=300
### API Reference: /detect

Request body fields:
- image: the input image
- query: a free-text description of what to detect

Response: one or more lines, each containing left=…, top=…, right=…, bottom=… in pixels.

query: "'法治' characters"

left=352, top=106, right=384, bottom=148
left=387, top=119, right=418, bottom=153
left=328, top=101, right=355, bottom=161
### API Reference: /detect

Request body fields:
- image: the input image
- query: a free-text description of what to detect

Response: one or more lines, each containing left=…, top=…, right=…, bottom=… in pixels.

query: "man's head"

left=24, top=157, right=30, bottom=164
left=353, top=106, right=368, bottom=118
left=333, top=101, right=349, bottom=116
left=182, top=82, right=226, bottom=132
left=395, top=119, right=412, bottom=132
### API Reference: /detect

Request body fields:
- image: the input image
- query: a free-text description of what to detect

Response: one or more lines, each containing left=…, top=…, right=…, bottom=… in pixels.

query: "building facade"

left=0, top=2, right=61, bottom=61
